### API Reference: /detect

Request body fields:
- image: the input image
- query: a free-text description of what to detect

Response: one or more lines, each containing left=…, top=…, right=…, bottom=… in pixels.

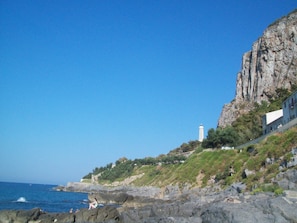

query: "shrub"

left=252, top=184, right=284, bottom=195
left=83, top=173, right=92, bottom=179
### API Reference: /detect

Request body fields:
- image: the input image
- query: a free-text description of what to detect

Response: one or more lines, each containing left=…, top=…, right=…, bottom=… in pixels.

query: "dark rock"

left=120, top=201, right=202, bottom=223
left=0, top=206, right=122, bottom=223
left=1, top=190, right=297, bottom=223
left=17, top=207, right=42, bottom=220
left=200, top=195, right=297, bottom=223
left=89, top=192, right=133, bottom=205
left=228, top=182, right=246, bottom=194
left=2, top=167, right=297, bottom=223
left=0, top=209, right=18, bottom=223
left=9, top=208, right=43, bottom=223
left=246, top=146, right=257, bottom=155
left=274, top=169, right=297, bottom=190
left=75, top=206, right=121, bottom=223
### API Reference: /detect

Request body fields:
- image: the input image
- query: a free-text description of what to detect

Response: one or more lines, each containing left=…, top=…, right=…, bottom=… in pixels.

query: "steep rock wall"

left=218, top=9, right=297, bottom=127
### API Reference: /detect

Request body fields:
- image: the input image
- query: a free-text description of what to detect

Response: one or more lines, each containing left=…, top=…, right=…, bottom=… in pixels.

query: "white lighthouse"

left=198, top=124, right=204, bottom=142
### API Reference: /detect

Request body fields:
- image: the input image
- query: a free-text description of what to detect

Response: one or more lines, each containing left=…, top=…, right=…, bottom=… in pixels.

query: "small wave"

left=82, top=199, right=89, bottom=204
left=16, top=197, right=27, bottom=202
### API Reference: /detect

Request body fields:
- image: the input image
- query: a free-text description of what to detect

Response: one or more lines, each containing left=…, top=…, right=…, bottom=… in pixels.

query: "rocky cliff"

left=218, top=9, right=297, bottom=127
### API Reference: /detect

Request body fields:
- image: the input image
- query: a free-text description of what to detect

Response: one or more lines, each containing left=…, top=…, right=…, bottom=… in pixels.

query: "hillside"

left=81, top=9, right=297, bottom=193
left=83, top=126, right=297, bottom=192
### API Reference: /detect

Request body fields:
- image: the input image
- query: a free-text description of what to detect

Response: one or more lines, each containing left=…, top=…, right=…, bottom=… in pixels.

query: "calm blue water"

left=0, top=182, right=89, bottom=213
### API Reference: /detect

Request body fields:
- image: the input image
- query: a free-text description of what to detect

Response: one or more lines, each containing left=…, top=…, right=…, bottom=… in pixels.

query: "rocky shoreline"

left=1, top=169, right=297, bottom=223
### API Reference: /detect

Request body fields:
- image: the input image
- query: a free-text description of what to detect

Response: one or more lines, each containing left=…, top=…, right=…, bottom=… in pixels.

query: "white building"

left=282, top=90, right=297, bottom=125
left=262, top=90, right=297, bottom=135
left=198, top=124, right=204, bottom=142
left=262, top=109, right=283, bottom=134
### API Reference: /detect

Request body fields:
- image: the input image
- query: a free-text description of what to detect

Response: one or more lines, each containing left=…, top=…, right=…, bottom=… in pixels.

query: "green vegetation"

left=252, top=184, right=284, bottom=196
left=82, top=87, right=297, bottom=194
left=202, top=126, right=239, bottom=148
left=168, top=140, right=200, bottom=155
left=83, top=154, right=187, bottom=183
left=82, top=126, right=297, bottom=193
left=203, top=87, right=297, bottom=148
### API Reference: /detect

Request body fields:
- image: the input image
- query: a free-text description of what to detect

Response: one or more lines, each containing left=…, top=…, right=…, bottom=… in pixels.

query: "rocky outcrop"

left=120, top=193, right=297, bottom=223
left=3, top=185, right=297, bottom=223
left=218, top=9, right=297, bottom=127
left=1, top=195, right=294, bottom=223
left=0, top=206, right=121, bottom=223
left=199, top=195, right=297, bottom=223
left=55, top=182, right=111, bottom=192
left=274, top=168, right=297, bottom=190
left=56, top=182, right=164, bottom=199
left=2, top=169, right=297, bottom=223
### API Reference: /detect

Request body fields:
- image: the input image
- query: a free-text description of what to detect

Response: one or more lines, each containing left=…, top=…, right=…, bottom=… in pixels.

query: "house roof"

left=265, top=109, right=283, bottom=125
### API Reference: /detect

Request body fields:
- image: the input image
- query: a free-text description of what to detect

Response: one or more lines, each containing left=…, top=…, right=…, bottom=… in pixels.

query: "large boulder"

left=89, top=192, right=133, bottom=205
left=0, top=208, right=43, bottom=223
left=274, top=169, right=297, bottom=190
left=74, top=206, right=121, bottom=223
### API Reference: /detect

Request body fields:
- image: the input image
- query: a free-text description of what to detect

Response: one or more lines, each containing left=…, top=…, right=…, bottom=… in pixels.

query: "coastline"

left=1, top=169, right=296, bottom=222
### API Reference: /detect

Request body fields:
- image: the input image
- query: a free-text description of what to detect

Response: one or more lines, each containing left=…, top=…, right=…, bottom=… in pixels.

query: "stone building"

left=282, top=90, right=297, bottom=125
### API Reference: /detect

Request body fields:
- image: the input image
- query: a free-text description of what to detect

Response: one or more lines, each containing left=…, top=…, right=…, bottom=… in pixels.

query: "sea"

left=0, top=182, right=89, bottom=213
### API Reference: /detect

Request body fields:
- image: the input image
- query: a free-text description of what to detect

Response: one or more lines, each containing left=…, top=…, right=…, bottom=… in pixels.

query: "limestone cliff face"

left=218, top=9, right=297, bottom=128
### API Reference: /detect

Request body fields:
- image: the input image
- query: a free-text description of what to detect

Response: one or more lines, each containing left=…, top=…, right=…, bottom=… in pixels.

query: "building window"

left=291, top=98, right=294, bottom=109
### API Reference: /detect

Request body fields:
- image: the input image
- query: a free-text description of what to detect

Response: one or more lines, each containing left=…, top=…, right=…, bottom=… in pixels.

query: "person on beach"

left=88, top=198, right=98, bottom=210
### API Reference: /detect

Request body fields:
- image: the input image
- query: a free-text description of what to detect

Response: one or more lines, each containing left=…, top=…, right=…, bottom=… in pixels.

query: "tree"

left=116, top=157, right=128, bottom=165
left=202, top=127, right=239, bottom=149
left=202, top=128, right=217, bottom=148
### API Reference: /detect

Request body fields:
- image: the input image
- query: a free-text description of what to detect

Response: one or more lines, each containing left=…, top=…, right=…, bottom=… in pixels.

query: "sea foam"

left=16, top=197, right=27, bottom=202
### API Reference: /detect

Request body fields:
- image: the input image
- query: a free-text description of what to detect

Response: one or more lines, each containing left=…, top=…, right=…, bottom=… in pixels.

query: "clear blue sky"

left=1, top=1, right=296, bottom=185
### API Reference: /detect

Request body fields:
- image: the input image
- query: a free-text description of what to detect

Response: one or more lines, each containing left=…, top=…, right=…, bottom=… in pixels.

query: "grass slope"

left=85, top=127, right=297, bottom=192
left=88, top=126, right=297, bottom=193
